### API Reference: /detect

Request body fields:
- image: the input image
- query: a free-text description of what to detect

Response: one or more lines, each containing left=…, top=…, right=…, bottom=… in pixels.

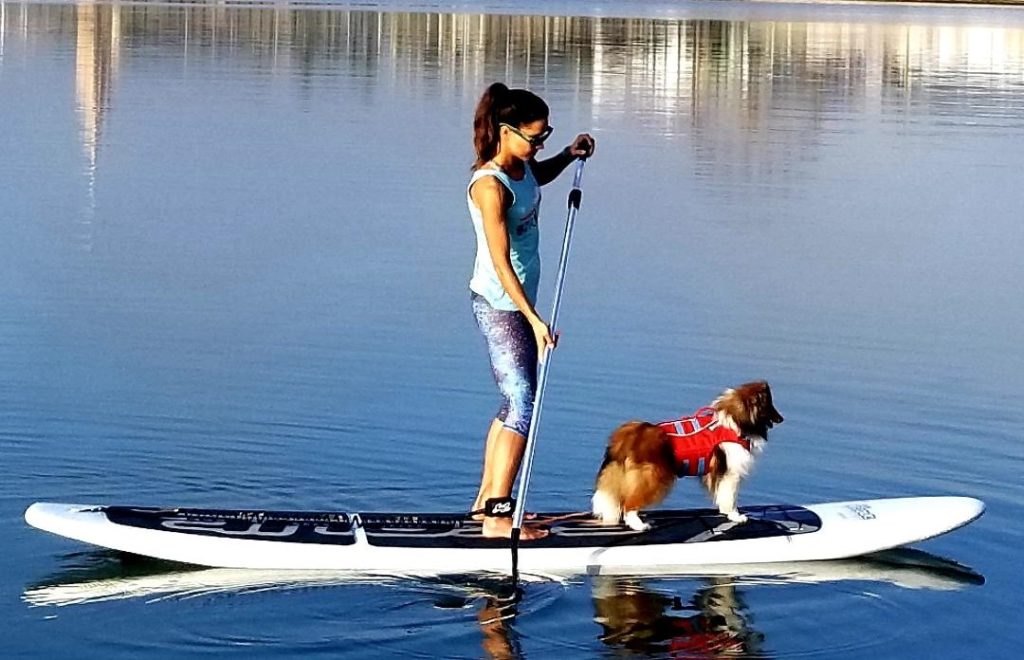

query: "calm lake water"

left=3, top=0, right=1024, bottom=657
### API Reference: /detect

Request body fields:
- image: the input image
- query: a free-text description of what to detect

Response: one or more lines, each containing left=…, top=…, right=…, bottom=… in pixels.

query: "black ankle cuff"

left=484, top=497, right=516, bottom=518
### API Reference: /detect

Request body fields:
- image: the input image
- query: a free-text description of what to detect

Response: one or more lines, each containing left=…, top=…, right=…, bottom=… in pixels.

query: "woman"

left=467, top=82, right=595, bottom=539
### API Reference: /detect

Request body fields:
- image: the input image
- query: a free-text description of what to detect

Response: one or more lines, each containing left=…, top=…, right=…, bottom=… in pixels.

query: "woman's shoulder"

left=470, top=163, right=504, bottom=181
left=468, top=168, right=509, bottom=205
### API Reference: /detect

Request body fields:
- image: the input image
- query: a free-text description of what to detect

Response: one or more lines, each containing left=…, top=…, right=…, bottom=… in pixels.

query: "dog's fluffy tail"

left=594, top=422, right=674, bottom=525
left=592, top=487, right=622, bottom=525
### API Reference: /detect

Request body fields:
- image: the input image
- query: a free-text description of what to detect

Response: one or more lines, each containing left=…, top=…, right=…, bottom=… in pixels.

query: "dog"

left=592, top=381, right=783, bottom=531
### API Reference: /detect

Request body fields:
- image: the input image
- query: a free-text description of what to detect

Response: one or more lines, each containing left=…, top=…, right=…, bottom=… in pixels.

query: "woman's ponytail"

left=472, top=83, right=509, bottom=169
left=472, top=82, right=549, bottom=169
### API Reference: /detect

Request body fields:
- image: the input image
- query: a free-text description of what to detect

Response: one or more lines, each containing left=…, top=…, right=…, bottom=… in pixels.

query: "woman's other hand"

left=529, top=316, right=556, bottom=363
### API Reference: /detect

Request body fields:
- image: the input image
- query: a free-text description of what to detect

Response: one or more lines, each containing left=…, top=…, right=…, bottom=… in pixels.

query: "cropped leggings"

left=471, top=292, right=538, bottom=438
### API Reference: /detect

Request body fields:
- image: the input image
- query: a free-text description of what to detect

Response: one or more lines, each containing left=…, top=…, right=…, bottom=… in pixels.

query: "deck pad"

left=358, top=505, right=820, bottom=548
left=103, top=506, right=357, bottom=545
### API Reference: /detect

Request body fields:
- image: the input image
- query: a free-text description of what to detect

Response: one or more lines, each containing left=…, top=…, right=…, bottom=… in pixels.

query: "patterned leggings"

left=471, top=292, right=538, bottom=438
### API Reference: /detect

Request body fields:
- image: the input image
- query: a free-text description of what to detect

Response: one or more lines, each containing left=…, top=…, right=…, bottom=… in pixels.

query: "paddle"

left=505, top=151, right=589, bottom=598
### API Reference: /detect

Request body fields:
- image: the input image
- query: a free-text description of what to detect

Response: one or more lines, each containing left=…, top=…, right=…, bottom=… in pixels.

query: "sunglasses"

left=501, top=123, right=553, bottom=147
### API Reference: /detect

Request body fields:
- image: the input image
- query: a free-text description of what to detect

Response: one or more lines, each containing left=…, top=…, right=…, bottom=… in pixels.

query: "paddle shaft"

left=508, top=158, right=586, bottom=584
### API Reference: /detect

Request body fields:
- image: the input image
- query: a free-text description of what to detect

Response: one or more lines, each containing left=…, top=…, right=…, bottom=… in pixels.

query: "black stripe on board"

left=359, top=505, right=821, bottom=549
left=98, top=504, right=820, bottom=549
left=103, top=506, right=356, bottom=545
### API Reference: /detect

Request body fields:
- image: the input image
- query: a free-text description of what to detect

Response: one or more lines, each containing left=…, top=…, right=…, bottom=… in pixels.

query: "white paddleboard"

left=25, top=497, right=984, bottom=574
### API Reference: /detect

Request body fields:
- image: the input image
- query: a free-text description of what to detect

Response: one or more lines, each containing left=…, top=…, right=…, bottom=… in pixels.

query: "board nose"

left=945, top=497, right=985, bottom=523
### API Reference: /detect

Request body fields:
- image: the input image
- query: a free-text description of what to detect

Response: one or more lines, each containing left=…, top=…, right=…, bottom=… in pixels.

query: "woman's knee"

left=503, top=394, right=534, bottom=437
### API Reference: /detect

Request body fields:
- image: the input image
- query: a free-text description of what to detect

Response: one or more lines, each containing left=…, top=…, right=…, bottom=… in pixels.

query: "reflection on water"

left=9, top=2, right=1024, bottom=190
left=22, top=547, right=982, bottom=659
left=21, top=549, right=552, bottom=607
left=74, top=2, right=119, bottom=240
left=21, top=546, right=983, bottom=608
left=593, top=576, right=764, bottom=656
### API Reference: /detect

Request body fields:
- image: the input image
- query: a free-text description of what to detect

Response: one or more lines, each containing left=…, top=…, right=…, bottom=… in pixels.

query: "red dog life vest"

left=658, top=407, right=750, bottom=477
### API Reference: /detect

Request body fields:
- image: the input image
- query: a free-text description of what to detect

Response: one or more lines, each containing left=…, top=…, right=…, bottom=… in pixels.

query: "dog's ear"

left=715, top=387, right=750, bottom=427
left=748, top=381, right=783, bottom=426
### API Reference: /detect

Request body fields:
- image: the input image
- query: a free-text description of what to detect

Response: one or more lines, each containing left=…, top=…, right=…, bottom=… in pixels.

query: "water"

left=3, top=0, right=1023, bottom=656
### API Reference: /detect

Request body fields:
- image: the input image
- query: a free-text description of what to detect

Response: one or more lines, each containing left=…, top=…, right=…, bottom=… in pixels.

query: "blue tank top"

left=467, top=163, right=542, bottom=311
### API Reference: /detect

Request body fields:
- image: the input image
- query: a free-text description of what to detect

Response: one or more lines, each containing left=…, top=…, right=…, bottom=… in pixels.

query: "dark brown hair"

left=472, top=82, right=549, bottom=169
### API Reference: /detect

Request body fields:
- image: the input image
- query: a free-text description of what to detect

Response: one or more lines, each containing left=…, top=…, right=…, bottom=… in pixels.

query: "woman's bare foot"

left=482, top=516, right=548, bottom=539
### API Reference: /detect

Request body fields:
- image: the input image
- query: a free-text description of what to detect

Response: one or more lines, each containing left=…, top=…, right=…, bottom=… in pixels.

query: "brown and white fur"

left=592, top=381, right=783, bottom=531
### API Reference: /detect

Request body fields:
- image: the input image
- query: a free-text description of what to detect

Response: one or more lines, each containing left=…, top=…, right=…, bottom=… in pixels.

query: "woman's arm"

left=530, top=133, right=595, bottom=186
left=531, top=147, right=577, bottom=186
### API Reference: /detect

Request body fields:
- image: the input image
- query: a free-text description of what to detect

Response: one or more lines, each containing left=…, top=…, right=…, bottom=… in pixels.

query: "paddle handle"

left=511, top=157, right=586, bottom=531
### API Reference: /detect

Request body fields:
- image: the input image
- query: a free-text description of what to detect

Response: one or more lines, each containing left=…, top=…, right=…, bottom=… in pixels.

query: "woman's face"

left=500, top=118, right=552, bottom=160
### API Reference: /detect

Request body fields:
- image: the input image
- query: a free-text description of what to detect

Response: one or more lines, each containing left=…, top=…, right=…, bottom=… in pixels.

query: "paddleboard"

left=25, top=496, right=983, bottom=573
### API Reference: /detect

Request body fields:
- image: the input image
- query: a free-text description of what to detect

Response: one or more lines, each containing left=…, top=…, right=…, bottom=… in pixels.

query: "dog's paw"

left=623, top=511, right=650, bottom=532
left=725, top=511, right=748, bottom=524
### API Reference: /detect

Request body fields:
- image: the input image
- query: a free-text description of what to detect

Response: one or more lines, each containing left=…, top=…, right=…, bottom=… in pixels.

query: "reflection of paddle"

left=505, top=154, right=589, bottom=600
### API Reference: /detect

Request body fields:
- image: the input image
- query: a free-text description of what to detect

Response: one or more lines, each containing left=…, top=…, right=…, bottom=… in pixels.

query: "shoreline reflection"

left=7, top=3, right=1024, bottom=118
left=5, top=1, right=1022, bottom=223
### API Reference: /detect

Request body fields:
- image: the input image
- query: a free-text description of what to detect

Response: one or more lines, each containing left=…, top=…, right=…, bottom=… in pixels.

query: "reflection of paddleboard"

left=599, top=547, right=985, bottom=590
left=22, top=546, right=983, bottom=608
left=25, top=496, right=983, bottom=573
